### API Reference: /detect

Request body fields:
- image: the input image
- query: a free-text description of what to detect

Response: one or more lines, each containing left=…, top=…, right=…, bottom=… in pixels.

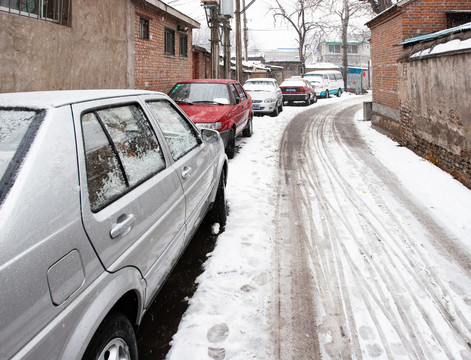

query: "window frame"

left=164, top=27, right=176, bottom=56
left=0, top=0, right=71, bottom=26
left=179, top=32, right=188, bottom=58
left=81, top=102, right=167, bottom=213
left=139, top=17, right=150, bottom=40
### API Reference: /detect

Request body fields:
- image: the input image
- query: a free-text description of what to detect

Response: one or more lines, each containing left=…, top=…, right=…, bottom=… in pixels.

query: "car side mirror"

left=200, top=128, right=220, bottom=144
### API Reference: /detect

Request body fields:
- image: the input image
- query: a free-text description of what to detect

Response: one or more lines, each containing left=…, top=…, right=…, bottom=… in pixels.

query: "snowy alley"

left=166, top=94, right=471, bottom=360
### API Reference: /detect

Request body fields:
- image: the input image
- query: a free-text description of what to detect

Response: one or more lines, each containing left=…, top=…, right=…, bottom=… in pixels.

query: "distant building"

left=315, top=34, right=371, bottom=93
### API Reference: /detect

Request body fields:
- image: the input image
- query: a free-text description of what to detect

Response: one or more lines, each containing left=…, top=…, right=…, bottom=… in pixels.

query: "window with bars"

left=164, top=28, right=175, bottom=56
left=329, top=44, right=341, bottom=53
left=140, top=17, right=149, bottom=40
left=179, top=33, right=188, bottom=58
left=0, top=0, right=71, bottom=26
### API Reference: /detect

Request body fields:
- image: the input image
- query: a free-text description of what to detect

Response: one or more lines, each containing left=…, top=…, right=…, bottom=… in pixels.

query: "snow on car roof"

left=0, top=89, right=160, bottom=109
left=280, top=80, right=306, bottom=87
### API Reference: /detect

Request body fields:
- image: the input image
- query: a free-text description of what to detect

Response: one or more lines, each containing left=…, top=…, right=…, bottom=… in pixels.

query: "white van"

left=303, top=70, right=344, bottom=98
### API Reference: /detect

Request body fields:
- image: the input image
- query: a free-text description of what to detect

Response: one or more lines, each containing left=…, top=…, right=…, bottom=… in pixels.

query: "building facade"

left=0, top=0, right=199, bottom=93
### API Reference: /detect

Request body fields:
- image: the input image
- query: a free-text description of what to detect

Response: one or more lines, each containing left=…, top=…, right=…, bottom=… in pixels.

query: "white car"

left=244, top=78, right=283, bottom=117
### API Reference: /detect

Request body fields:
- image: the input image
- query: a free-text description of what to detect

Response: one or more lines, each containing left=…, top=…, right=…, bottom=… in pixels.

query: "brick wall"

left=134, top=0, right=193, bottom=93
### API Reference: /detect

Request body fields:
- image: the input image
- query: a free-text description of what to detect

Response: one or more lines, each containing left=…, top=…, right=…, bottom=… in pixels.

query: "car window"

left=235, top=83, right=248, bottom=102
left=169, top=83, right=231, bottom=105
left=0, top=108, right=43, bottom=206
left=146, top=100, right=200, bottom=160
left=230, top=84, right=240, bottom=103
left=82, top=104, right=166, bottom=212
left=329, top=74, right=336, bottom=80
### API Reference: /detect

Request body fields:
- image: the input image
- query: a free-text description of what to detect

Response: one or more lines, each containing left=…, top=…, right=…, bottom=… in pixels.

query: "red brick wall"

left=370, top=12, right=403, bottom=110
left=134, top=0, right=193, bottom=93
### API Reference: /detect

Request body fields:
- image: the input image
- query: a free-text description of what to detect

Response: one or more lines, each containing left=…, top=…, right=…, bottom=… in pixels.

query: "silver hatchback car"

left=0, top=90, right=228, bottom=359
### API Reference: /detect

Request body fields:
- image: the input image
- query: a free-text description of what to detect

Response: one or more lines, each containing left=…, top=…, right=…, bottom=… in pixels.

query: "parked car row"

left=168, top=79, right=253, bottom=159
left=0, top=89, right=228, bottom=360
left=243, top=78, right=284, bottom=117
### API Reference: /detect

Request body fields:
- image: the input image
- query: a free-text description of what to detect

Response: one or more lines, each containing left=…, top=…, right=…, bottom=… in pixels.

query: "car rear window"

left=0, top=108, right=44, bottom=206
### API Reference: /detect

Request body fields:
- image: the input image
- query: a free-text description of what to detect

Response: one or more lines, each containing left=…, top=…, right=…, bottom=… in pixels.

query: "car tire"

left=305, top=96, right=310, bottom=106
left=279, top=101, right=283, bottom=113
left=243, top=116, right=253, bottom=137
left=326, top=90, right=330, bottom=98
left=314, top=95, right=318, bottom=103
left=337, top=88, right=342, bottom=97
left=82, top=312, right=138, bottom=360
left=271, top=105, right=279, bottom=117
left=226, top=128, right=235, bottom=159
left=206, top=171, right=227, bottom=227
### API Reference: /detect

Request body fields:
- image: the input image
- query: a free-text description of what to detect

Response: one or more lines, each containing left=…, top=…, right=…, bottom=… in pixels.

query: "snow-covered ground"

left=165, top=93, right=471, bottom=359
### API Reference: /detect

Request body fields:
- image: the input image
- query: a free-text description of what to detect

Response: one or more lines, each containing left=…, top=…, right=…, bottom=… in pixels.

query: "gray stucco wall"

left=398, top=52, right=471, bottom=188
left=0, top=0, right=134, bottom=92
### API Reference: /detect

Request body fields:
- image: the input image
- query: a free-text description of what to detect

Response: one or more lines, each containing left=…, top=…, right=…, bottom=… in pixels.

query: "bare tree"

left=358, top=0, right=394, bottom=14
left=268, top=0, right=325, bottom=72
left=330, top=0, right=372, bottom=91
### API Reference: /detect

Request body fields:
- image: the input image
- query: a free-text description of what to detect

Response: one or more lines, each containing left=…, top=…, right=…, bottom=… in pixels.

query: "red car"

left=168, top=79, right=253, bottom=159
left=280, top=78, right=317, bottom=106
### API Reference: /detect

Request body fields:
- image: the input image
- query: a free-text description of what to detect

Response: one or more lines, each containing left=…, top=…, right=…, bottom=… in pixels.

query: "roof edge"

left=145, top=0, right=200, bottom=28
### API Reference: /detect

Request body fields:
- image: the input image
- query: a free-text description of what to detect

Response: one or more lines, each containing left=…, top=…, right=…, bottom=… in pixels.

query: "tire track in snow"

left=274, top=97, right=471, bottom=359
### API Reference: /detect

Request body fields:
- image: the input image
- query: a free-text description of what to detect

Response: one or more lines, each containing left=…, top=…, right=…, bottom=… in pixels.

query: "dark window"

left=0, top=0, right=71, bottom=26
left=82, top=104, right=166, bottom=212
left=446, top=12, right=471, bottom=28
left=140, top=17, right=149, bottom=40
left=230, top=84, right=240, bottom=104
left=165, top=28, right=175, bottom=56
left=179, top=33, right=188, bottom=57
left=329, top=44, right=341, bottom=53
left=348, top=44, right=358, bottom=54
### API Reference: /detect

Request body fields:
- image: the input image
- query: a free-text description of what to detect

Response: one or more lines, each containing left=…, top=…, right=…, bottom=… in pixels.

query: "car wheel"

left=271, top=105, right=279, bottom=117
left=305, top=95, right=310, bottom=106
left=243, top=116, right=253, bottom=137
left=226, top=128, right=235, bottom=159
left=206, top=171, right=227, bottom=227
left=279, top=101, right=283, bottom=113
left=337, top=88, right=342, bottom=97
left=83, top=313, right=138, bottom=360
left=314, top=95, right=318, bottom=103
left=326, top=90, right=330, bottom=98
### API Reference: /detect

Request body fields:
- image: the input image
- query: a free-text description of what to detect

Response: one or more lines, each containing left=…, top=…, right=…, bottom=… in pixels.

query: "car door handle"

left=110, top=214, right=136, bottom=239
left=181, top=166, right=192, bottom=180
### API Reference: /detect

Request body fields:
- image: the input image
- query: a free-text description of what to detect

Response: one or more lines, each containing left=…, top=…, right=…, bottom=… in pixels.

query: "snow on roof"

left=410, top=37, right=471, bottom=59
left=0, top=90, right=159, bottom=108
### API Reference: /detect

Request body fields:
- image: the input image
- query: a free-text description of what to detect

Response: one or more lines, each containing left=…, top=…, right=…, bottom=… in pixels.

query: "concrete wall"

left=398, top=52, right=471, bottom=187
left=0, top=0, right=133, bottom=92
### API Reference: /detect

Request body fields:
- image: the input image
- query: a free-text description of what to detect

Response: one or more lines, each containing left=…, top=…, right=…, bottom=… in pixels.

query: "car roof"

left=0, top=89, right=161, bottom=109
left=174, top=79, right=236, bottom=85
left=281, top=80, right=307, bottom=86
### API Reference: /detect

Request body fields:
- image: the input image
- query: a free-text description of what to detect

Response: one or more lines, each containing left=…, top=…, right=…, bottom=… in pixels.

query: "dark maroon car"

left=169, top=79, right=253, bottom=159
left=280, top=78, right=317, bottom=106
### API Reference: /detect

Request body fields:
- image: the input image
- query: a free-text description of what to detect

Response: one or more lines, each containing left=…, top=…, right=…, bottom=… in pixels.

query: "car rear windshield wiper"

left=176, top=100, right=194, bottom=105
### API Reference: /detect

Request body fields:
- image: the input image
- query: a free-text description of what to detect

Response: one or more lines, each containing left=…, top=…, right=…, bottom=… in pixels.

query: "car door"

left=73, top=97, right=186, bottom=305
left=231, top=83, right=250, bottom=135
left=144, top=98, right=216, bottom=241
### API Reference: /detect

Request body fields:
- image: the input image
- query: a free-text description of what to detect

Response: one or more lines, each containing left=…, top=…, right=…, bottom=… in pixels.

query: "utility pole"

left=242, top=0, right=248, bottom=61
left=235, top=0, right=243, bottom=82
left=222, top=19, right=231, bottom=79
left=210, top=5, right=220, bottom=78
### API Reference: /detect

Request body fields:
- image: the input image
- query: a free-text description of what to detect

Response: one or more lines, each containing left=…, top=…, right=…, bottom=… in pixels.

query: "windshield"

left=0, top=108, right=42, bottom=205
left=169, top=83, right=231, bottom=105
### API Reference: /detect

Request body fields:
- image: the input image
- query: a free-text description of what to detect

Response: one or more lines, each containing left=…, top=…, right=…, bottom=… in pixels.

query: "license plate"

left=253, top=104, right=260, bottom=109
left=285, top=88, right=296, bottom=92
